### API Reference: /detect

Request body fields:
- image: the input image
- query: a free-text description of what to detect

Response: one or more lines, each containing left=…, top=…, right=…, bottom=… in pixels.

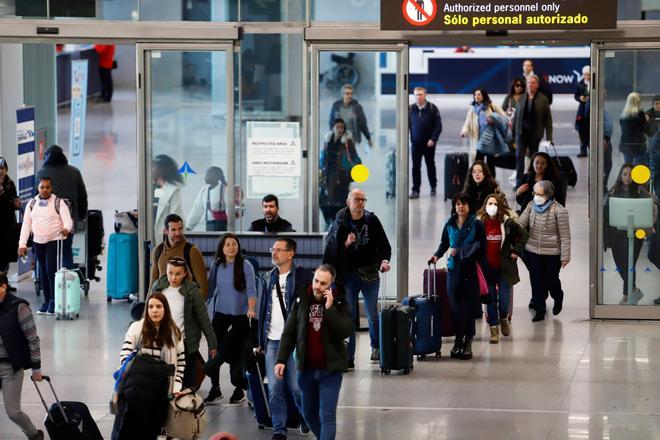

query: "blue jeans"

left=265, top=339, right=303, bottom=436
left=33, top=240, right=58, bottom=309
left=297, top=369, right=343, bottom=440
left=344, top=272, right=380, bottom=360
left=486, top=275, right=511, bottom=326
left=623, top=150, right=648, bottom=166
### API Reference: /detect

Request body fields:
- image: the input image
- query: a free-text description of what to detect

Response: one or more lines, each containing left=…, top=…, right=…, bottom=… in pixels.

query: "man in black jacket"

left=323, top=188, right=391, bottom=369
left=248, top=194, right=295, bottom=233
left=409, top=86, right=443, bottom=199
left=35, top=145, right=88, bottom=268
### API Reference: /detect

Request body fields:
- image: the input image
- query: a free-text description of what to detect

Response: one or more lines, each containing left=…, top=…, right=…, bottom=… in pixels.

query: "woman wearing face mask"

left=320, top=118, right=361, bottom=229
left=112, top=292, right=185, bottom=440
left=429, top=192, right=486, bottom=360
left=477, top=194, right=529, bottom=343
left=463, top=160, right=501, bottom=215
left=461, top=89, right=508, bottom=177
left=0, top=157, right=20, bottom=289
left=604, top=164, right=659, bottom=305
left=515, top=152, right=566, bottom=213
left=518, top=181, right=571, bottom=322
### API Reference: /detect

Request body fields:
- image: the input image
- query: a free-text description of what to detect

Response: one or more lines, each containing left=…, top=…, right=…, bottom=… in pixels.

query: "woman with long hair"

left=461, top=88, right=508, bottom=177
left=0, top=157, right=20, bottom=286
left=515, top=152, right=567, bottom=213
left=502, top=78, right=526, bottom=117
left=463, top=160, right=501, bottom=215
left=187, top=166, right=228, bottom=232
left=112, top=292, right=185, bottom=440
left=153, top=154, right=185, bottom=246
left=205, top=233, right=257, bottom=405
left=619, top=92, right=649, bottom=165
left=605, top=163, right=659, bottom=304
left=429, top=192, right=486, bottom=360
left=476, top=194, right=529, bottom=343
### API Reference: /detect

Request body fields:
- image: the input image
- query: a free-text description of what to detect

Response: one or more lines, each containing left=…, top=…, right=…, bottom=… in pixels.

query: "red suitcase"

left=422, top=264, right=454, bottom=337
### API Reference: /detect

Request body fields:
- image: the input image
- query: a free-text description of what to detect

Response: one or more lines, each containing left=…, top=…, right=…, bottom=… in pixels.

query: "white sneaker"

left=630, top=288, right=644, bottom=305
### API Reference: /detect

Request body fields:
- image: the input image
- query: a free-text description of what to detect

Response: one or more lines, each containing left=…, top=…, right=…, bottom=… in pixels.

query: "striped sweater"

left=0, top=303, right=41, bottom=371
left=120, top=320, right=185, bottom=393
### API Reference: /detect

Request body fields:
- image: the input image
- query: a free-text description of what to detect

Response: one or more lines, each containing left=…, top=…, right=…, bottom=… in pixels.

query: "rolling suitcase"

left=402, top=263, right=443, bottom=360
left=378, top=274, right=414, bottom=375
left=546, top=142, right=577, bottom=187
left=246, top=352, right=301, bottom=430
left=32, top=376, right=103, bottom=440
left=444, top=152, right=469, bottom=201
left=107, top=232, right=138, bottom=302
left=86, top=210, right=104, bottom=282
left=422, top=262, right=454, bottom=337
left=385, top=149, right=396, bottom=198
left=54, top=240, right=82, bottom=320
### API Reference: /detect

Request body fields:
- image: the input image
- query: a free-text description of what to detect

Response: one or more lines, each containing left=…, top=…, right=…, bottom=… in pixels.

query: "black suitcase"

left=32, top=376, right=103, bottom=440
left=444, top=152, right=469, bottom=201
left=86, top=210, right=104, bottom=257
left=379, top=305, right=414, bottom=375
left=546, top=143, right=577, bottom=187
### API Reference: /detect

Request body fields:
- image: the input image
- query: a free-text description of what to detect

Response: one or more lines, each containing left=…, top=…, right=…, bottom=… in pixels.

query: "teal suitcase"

left=54, top=239, right=82, bottom=320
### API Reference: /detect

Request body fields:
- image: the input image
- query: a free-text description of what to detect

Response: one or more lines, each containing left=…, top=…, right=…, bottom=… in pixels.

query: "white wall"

left=0, top=44, right=25, bottom=182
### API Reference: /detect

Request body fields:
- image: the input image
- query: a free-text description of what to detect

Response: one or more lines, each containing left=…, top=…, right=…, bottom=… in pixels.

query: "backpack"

left=29, top=196, right=75, bottom=233
left=155, top=242, right=197, bottom=284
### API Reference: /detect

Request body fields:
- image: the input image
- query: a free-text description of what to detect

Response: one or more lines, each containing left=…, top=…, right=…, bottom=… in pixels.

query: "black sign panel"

left=381, top=0, right=618, bottom=31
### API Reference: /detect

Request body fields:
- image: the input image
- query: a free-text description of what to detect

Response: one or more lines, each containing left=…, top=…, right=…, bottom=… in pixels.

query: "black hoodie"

left=36, top=145, right=88, bottom=220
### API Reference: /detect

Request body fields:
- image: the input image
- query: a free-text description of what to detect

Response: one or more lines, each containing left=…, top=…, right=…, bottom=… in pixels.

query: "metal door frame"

left=136, top=42, right=235, bottom=298
left=309, top=42, right=409, bottom=300
left=590, top=40, right=660, bottom=320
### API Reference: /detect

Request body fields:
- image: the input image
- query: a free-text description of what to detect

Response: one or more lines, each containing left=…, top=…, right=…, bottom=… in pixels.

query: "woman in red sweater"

left=94, top=45, right=115, bottom=102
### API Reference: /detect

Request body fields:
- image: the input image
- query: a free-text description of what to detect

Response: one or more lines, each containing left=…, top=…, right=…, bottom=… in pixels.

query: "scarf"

left=533, top=198, right=554, bottom=214
left=474, top=103, right=488, bottom=133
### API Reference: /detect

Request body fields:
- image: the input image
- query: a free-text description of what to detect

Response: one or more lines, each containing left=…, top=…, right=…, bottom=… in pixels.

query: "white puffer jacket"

left=517, top=201, right=571, bottom=262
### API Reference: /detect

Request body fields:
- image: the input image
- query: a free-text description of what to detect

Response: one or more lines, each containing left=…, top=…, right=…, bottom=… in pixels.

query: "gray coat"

left=517, top=201, right=570, bottom=262
left=513, top=92, right=553, bottom=142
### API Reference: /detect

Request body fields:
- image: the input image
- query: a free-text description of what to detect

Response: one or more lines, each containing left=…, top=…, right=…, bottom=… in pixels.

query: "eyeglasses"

left=352, top=198, right=367, bottom=203
left=270, top=247, right=292, bottom=253
left=514, top=84, right=524, bottom=88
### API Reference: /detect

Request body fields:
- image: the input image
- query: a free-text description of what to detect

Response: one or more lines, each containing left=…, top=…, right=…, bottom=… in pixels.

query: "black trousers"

left=411, top=143, right=437, bottom=192
left=209, top=312, right=248, bottom=390
left=33, top=241, right=58, bottom=306
left=577, top=120, right=590, bottom=154
left=610, top=232, right=644, bottom=295
left=523, top=251, right=564, bottom=315
left=515, top=136, right=541, bottom=186
left=604, top=137, right=613, bottom=190
left=99, top=67, right=113, bottom=102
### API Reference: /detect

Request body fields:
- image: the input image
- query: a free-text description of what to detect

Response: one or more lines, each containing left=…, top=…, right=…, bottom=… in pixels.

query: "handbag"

left=164, top=389, right=208, bottom=440
left=356, top=264, right=380, bottom=283
left=475, top=263, right=491, bottom=304
left=110, top=344, right=140, bottom=414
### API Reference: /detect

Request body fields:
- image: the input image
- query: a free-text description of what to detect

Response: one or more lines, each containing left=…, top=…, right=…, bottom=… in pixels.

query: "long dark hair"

left=508, top=78, right=526, bottom=97
left=141, top=292, right=181, bottom=349
left=526, top=152, right=560, bottom=183
left=464, top=160, right=498, bottom=191
left=214, top=233, right=247, bottom=291
left=610, top=163, right=641, bottom=196
left=153, top=154, right=184, bottom=184
left=471, top=88, right=492, bottom=107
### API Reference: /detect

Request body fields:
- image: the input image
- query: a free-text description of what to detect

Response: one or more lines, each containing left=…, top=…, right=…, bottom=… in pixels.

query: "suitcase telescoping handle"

left=31, top=375, right=70, bottom=424
left=426, top=259, right=438, bottom=300
left=379, top=270, right=387, bottom=311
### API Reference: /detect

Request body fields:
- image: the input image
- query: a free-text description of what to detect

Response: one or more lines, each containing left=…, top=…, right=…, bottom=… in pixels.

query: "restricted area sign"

left=402, top=0, right=437, bottom=27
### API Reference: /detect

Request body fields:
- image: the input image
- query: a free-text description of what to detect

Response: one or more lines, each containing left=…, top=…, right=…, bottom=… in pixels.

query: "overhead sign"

left=381, top=0, right=618, bottom=31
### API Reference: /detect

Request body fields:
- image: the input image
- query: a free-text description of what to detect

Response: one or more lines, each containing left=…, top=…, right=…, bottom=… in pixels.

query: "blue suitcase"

left=402, top=263, right=443, bottom=360
left=106, top=233, right=138, bottom=302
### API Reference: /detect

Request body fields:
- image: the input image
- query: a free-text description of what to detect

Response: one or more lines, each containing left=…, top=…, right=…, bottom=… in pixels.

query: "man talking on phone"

left=274, top=264, right=352, bottom=440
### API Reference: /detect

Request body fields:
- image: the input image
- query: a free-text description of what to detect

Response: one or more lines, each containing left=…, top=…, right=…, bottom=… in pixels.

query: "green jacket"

left=277, top=285, right=352, bottom=373
left=499, top=216, right=529, bottom=286
left=151, top=276, right=218, bottom=354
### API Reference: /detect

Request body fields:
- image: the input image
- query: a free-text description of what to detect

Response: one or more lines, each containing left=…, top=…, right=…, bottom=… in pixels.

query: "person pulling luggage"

left=0, top=272, right=45, bottom=440
left=275, top=264, right=352, bottom=440
left=18, top=177, right=73, bottom=315
left=323, top=188, right=391, bottom=370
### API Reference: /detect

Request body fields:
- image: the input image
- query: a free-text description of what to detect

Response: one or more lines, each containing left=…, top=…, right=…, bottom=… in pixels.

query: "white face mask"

left=533, top=195, right=547, bottom=206
left=485, top=205, right=498, bottom=217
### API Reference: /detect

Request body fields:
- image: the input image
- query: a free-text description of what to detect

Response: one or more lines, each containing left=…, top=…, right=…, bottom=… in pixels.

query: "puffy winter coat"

left=517, top=201, right=571, bottom=262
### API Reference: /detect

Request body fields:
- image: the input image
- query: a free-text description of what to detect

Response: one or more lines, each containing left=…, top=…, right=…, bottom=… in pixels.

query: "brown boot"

left=489, top=326, right=499, bottom=344
left=500, top=318, right=511, bottom=337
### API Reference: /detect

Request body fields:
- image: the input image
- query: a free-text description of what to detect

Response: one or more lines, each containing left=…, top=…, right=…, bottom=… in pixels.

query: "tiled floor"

left=3, top=90, right=660, bottom=439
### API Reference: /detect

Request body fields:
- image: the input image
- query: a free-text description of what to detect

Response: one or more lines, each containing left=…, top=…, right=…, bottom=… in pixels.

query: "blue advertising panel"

left=69, top=59, right=88, bottom=170
left=16, top=106, right=35, bottom=275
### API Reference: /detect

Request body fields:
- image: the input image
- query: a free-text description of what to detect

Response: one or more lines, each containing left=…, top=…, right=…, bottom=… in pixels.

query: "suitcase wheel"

left=435, top=351, right=442, bottom=358
left=417, top=354, right=426, bottom=361
left=258, top=424, right=265, bottom=430
left=56, top=316, right=60, bottom=320
left=381, top=368, right=390, bottom=375
left=107, top=297, right=112, bottom=303
left=403, top=368, right=410, bottom=375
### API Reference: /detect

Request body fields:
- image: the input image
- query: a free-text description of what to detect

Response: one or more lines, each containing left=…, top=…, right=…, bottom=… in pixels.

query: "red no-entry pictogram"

left=402, top=0, right=437, bottom=27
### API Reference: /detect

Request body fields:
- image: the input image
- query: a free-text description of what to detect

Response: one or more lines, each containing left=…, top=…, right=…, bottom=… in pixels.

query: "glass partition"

left=142, top=46, right=232, bottom=244
left=597, top=48, right=660, bottom=310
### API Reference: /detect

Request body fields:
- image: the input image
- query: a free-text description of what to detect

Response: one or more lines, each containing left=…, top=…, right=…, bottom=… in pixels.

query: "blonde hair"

left=621, top=92, right=642, bottom=119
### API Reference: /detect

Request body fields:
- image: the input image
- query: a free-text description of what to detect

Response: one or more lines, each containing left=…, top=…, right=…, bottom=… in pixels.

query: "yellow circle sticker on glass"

left=351, top=164, right=370, bottom=183
left=631, top=165, right=651, bottom=185
left=636, top=229, right=647, bottom=240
